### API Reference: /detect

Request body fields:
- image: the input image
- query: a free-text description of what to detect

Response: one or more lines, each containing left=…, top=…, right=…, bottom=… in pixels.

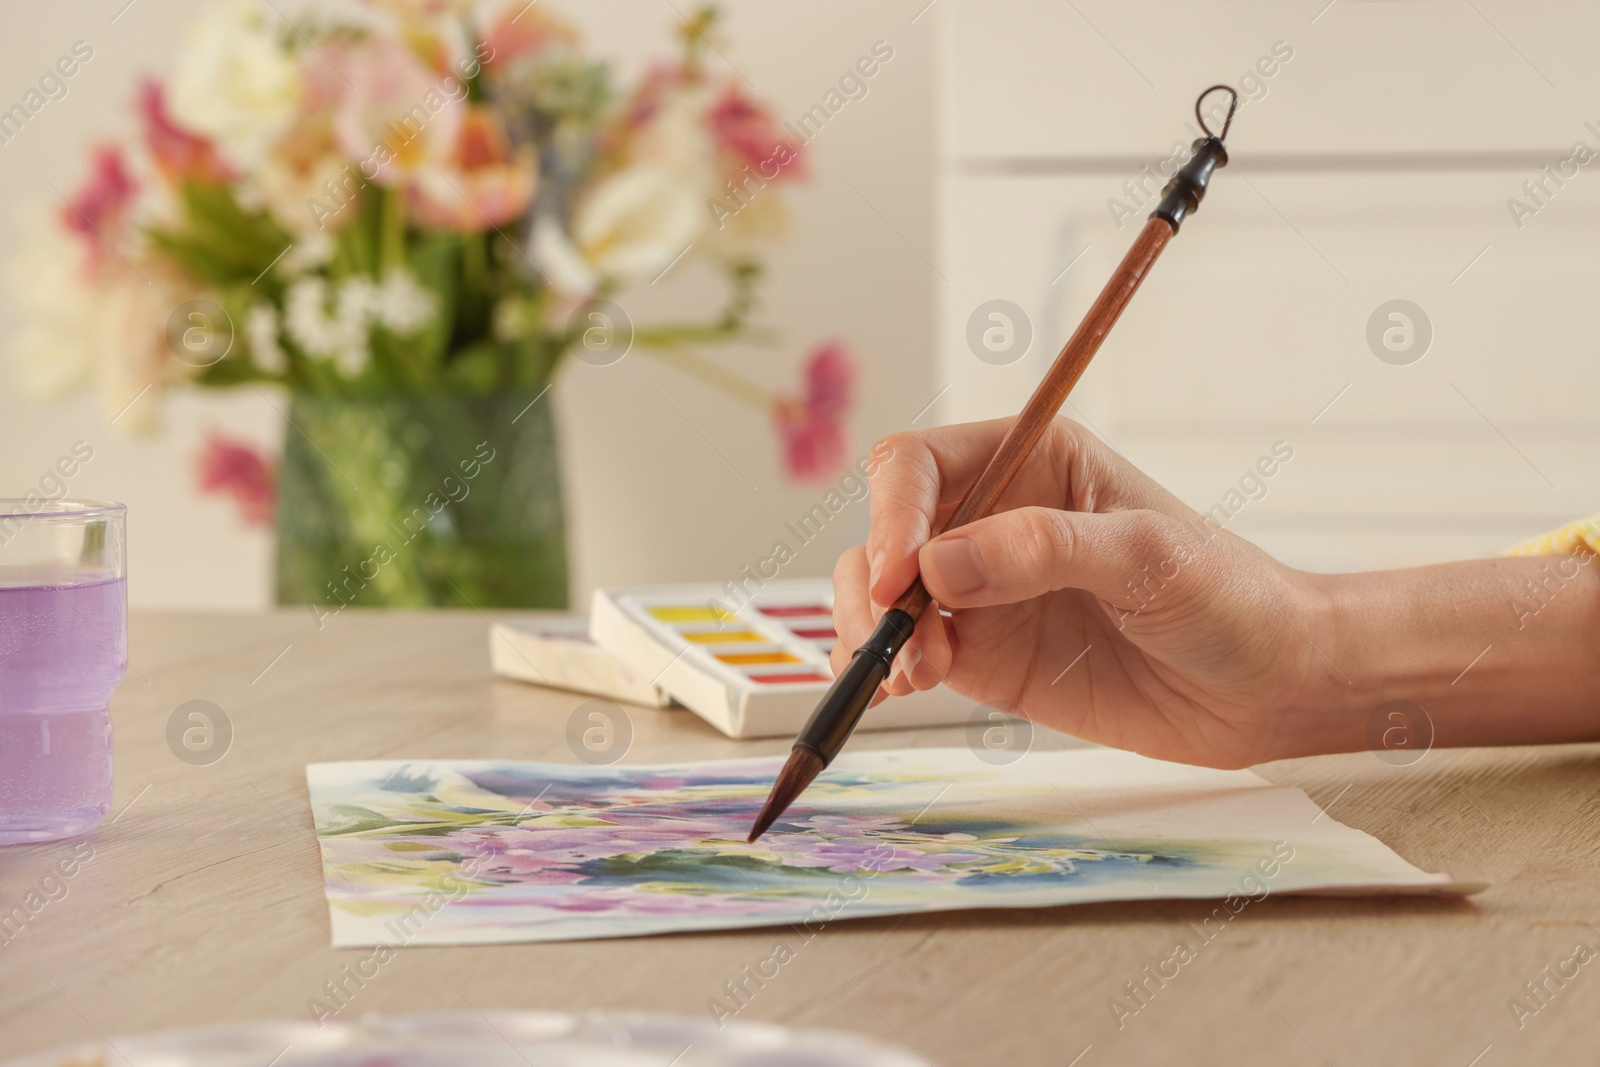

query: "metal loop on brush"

left=1195, top=84, right=1239, bottom=141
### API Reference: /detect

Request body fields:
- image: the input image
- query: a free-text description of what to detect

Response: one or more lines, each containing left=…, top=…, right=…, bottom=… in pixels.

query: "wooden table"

left=3, top=611, right=1595, bottom=1065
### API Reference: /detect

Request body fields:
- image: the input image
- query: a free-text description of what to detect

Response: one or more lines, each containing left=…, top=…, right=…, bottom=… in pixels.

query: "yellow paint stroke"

left=648, top=605, right=735, bottom=622
left=716, top=651, right=801, bottom=666
left=682, top=630, right=764, bottom=644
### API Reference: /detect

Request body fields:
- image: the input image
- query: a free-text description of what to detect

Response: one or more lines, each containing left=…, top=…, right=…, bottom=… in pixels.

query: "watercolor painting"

left=306, top=748, right=1461, bottom=946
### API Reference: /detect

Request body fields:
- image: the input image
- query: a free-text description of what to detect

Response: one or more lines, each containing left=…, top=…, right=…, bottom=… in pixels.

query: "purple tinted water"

left=0, top=577, right=125, bottom=844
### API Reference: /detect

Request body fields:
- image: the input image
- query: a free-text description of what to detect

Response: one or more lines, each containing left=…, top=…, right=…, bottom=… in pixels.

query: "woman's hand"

left=834, top=416, right=1600, bottom=766
left=832, top=417, right=1346, bottom=769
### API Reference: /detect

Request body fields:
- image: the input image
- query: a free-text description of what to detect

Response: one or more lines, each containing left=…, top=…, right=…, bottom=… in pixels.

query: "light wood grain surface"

left=2, top=611, right=1596, bottom=1065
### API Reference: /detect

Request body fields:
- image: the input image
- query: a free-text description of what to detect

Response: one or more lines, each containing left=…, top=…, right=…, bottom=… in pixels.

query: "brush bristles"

left=747, top=746, right=825, bottom=842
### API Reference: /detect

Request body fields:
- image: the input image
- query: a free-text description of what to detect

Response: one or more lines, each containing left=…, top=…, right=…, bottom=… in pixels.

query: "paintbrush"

left=748, top=86, right=1240, bottom=842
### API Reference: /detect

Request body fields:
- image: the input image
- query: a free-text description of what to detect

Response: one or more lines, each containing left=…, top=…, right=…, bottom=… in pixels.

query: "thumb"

left=918, top=506, right=1193, bottom=609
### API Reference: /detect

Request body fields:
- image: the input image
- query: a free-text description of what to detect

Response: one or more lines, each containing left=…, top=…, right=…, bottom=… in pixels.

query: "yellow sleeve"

left=1505, top=514, right=1600, bottom=558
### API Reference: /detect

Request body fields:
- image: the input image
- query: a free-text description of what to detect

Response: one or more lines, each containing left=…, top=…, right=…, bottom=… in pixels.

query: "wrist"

left=1300, top=556, right=1600, bottom=752
left=1275, top=568, right=1381, bottom=756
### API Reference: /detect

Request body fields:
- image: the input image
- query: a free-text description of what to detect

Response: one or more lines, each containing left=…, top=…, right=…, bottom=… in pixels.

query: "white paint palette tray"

left=589, top=579, right=975, bottom=738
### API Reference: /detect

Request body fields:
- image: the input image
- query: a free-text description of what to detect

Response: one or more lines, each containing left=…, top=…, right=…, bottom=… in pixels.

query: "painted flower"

left=196, top=431, right=277, bottom=526
left=410, top=107, right=537, bottom=232
left=759, top=813, right=985, bottom=873
left=792, top=813, right=907, bottom=835
left=168, top=1, right=301, bottom=171
left=774, top=341, right=857, bottom=481
left=761, top=834, right=898, bottom=873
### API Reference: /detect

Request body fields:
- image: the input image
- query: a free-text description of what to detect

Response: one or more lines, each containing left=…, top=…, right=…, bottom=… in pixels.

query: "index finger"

left=865, top=419, right=1015, bottom=606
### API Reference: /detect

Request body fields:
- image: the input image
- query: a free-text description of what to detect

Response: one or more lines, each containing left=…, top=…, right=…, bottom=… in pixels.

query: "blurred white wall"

left=937, top=0, right=1600, bottom=571
left=0, top=0, right=936, bottom=610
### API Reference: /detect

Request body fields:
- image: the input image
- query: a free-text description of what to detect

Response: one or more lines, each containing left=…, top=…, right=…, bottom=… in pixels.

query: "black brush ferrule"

left=1150, top=136, right=1228, bottom=233
left=794, top=609, right=916, bottom=765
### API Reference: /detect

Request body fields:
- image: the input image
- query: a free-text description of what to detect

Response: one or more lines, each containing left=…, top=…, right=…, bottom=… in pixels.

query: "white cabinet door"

left=937, top=1, right=1600, bottom=570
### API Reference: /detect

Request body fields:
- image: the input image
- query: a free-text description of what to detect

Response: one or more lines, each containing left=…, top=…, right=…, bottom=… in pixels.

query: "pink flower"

left=480, top=4, right=576, bottom=70
left=137, top=80, right=233, bottom=185
left=409, top=107, right=537, bottom=232
left=333, top=36, right=462, bottom=185
left=196, top=431, right=277, bottom=527
left=707, top=82, right=805, bottom=183
left=60, top=146, right=137, bottom=272
left=774, top=341, right=856, bottom=482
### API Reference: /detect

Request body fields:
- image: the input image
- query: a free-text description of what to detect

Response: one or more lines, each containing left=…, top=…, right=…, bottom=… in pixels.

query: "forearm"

left=1308, top=555, right=1600, bottom=750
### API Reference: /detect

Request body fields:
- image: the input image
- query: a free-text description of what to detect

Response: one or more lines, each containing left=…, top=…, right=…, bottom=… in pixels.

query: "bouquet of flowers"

left=8, top=0, right=855, bottom=608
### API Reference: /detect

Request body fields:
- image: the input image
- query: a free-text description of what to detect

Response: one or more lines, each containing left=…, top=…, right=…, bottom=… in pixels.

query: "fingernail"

left=897, top=645, right=922, bottom=685
left=869, top=548, right=887, bottom=596
left=923, top=537, right=985, bottom=595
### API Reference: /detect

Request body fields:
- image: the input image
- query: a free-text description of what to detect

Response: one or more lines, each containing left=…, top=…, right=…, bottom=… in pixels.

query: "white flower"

left=281, top=232, right=333, bottom=273
left=285, top=277, right=336, bottom=353
left=333, top=277, right=376, bottom=376
left=553, top=83, right=716, bottom=291
left=281, top=271, right=433, bottom=378
left=6, top=211, right=97, bottom=400
left=571, top=163, right=705, bottom=287
left=246, top=303, right=287, bottom=375
left=531, top=215, right=598, bottom=298
left=336, top=276, right=376, bottom=325
left=6, top=208, right=171, bottom=432
left=375, top=270, right=435, bottom=334
left=285, top=277, right=366, bottom=374
left=169, top=1, right=301, bottom=171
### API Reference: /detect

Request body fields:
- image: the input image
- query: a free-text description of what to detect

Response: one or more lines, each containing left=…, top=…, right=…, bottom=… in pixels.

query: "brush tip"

left=747, top=745, right=825, bottom=842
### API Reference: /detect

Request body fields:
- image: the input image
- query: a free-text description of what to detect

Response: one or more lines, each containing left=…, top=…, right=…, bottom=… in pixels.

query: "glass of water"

left=0, top=501, right=126, bottom=844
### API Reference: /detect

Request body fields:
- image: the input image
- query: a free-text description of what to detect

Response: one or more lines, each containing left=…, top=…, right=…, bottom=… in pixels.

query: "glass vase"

left=274, top=392, right=568, bottom=611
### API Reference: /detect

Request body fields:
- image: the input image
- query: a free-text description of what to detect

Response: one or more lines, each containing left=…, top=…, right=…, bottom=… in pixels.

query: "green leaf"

left=145, top=182, right=293, bottom=288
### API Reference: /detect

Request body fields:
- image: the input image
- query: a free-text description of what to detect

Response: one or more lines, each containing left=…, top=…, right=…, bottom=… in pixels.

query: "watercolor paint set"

left=588, top=578, right=975, bottom=738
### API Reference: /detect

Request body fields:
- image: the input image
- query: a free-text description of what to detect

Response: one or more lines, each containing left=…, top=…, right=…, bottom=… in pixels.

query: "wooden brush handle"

left=892, top=216, right=1175, bottom=621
